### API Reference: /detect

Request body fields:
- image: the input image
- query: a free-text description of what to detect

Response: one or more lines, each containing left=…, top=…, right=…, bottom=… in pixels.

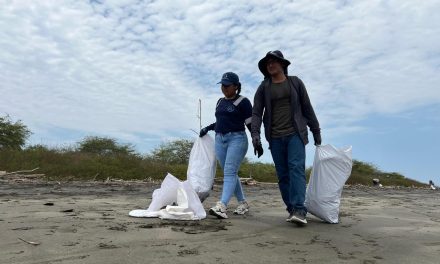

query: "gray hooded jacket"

left=251, top=76, right=320, bottom=145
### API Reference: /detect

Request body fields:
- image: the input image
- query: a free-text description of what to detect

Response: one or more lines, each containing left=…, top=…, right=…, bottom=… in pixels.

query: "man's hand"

left=252, top=135, right=263, bottom=158
left=313, top=132, right=322, bottom=146
left=254, top=144, right=263, bottom=158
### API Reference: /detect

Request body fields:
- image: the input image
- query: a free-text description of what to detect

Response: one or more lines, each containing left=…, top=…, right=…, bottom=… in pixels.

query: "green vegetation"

left=0, top=115, right=425, bottom=186
left=0, top=115, right=31, bottom=150
left=0, top=141, right=424, bottom=186
left=347, top=160, right=424, bottom=187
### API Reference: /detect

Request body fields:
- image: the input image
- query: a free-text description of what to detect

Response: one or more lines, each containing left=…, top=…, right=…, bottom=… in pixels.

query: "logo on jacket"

left=226, top=105, right=235, bottom=112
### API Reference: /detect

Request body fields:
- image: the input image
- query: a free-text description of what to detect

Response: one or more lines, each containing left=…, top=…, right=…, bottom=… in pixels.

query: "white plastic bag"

left=305, top=144, right=353, bottom=223
left=129, top=173, right=206, bottom=220
left=187, top=135, right=216, bottom=199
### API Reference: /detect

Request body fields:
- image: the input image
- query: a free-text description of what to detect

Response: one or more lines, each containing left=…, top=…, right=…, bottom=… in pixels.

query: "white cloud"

left=0, top=0, right=439, bottom=151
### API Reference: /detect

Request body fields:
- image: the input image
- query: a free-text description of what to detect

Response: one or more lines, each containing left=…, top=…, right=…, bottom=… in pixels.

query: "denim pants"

left=270, top=134, right=307, bottom=214
left=215, top=131, right=248, bottom=206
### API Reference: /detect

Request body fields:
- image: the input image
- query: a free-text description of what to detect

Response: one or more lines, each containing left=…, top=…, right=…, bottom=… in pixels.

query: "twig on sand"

left=92, top=173, right=100, bottom=181
left=18, top=237, right=40, bottom=246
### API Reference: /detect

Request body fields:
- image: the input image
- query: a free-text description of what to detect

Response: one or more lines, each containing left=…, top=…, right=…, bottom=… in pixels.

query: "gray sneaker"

left=233, top=201, right=249, bottom=215
left=209, top=201, right=228, bottom=219
left=287, top=211, right=307, bottom=225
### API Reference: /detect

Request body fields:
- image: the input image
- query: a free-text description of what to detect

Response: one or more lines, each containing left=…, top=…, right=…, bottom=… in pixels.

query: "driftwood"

left=214, top=177, right=276, bottom=186
left=0, top=167, right=45, bottom=182
left=2, top=167, right=39, bottom=176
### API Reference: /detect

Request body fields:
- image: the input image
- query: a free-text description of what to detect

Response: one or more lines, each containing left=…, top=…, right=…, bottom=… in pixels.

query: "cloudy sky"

left=1, top=0, right=439, bottom=183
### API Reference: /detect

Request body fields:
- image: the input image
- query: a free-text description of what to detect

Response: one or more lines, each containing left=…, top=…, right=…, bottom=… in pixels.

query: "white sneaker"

left=233, top=201, right=249, bottom=215
left=209, top=201, right=228, bottom=219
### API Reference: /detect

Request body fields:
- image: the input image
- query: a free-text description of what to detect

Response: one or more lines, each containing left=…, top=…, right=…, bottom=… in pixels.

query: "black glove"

left=313, top=132, right=322, bottom=146
left=252, top=135, right=263, bottom=158
left=254, top=144, right=263, bottom=158
left=199, top=127, right=209, bottom=137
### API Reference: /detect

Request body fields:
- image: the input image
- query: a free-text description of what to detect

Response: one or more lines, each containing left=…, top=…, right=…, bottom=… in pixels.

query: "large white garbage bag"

left=305, top=144, right=353, bottom=224
left=129, top=173, right=206, bottom=220
left=187, top=135, right=216, bottom=201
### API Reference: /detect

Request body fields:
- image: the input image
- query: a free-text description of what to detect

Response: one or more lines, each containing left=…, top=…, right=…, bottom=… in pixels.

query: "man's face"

left=266, top=58, right=284, bottom=76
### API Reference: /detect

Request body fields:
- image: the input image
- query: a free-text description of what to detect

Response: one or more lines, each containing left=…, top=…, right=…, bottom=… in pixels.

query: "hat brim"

left=258, top=54, right=291, bottom=78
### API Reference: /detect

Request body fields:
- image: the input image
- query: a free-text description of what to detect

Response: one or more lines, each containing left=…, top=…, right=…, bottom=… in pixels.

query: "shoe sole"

left=233, top=208, right=249, bottom=215
left=288, top=216, right=307, bottom=226
left=209, top=208, right=228, bottom=219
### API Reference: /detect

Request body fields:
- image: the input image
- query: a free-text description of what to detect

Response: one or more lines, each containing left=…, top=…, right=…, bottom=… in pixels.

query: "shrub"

left=0, top=115, right=31, bottom=150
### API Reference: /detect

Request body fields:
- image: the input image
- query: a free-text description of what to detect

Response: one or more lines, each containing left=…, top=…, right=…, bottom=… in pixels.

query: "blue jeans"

left=270, top=134, right=307, bottom=215
left=215, top=131, right=248, bottom=206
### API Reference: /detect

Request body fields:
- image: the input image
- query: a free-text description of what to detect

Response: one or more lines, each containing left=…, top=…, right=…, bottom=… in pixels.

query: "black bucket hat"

left=258, top=50, right=291, bottom=78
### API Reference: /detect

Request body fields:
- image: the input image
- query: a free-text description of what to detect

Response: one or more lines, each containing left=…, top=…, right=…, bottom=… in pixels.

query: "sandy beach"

left=0, top=179, right=439, bottom=264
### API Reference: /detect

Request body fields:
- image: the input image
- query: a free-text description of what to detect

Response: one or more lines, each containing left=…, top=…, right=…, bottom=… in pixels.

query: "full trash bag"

left=129, top=173, right=206, bottom=220
left=305, top=144, right=353, bottom=224
left=187, top=135, right=216, bottom=201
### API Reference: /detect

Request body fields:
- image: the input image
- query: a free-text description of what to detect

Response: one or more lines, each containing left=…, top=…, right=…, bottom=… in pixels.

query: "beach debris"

left=2, top=167, right=39, bottom=176
left=98, top=242, right=119, bottom=249
left=429, top=180, right=436, bottom=190
left=18, top=237, right=40, bottom=246
left=92, top=173, right=100, bottom=181
left=0, top=167, right=45, bottom=182
left=12, top=227, right=33, bottom=230
left=372, top=179, right=383, bottom=187
left=242, top=177, right=257, bottom=186
left=44, top=202, right=54, bottom=206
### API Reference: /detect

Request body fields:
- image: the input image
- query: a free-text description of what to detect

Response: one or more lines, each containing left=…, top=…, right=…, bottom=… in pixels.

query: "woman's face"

left=221, top=83, right=237, bottom=98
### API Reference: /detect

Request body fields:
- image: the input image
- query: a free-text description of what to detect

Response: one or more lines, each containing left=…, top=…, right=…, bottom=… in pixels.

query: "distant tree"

left=77, top=136, right=136, bottom=156
left=26, top=144, right=50, bottom=152
left=0, top=115, right=31, bottom=150
left=149, top=139, right=194, bottom=164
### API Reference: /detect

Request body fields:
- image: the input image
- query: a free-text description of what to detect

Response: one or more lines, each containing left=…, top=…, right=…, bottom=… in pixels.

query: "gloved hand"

left=252, top=135, right=263, bottom=158
left=313, top=132, right=322, bottom=146
left=199, top=127, right=209, bottom=137
left=254, top=144, right=264, bottom=158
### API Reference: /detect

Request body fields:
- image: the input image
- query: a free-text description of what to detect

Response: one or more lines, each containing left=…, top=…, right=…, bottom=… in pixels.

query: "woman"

left=199, top=72, right=252, bottom=219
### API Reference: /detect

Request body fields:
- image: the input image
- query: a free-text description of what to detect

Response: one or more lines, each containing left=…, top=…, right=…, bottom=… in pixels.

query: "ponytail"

left=236, top=82, right=242, bottom=95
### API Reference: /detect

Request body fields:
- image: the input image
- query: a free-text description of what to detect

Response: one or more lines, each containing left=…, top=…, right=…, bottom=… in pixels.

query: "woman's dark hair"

left=236, top=82, right=242, bottom=95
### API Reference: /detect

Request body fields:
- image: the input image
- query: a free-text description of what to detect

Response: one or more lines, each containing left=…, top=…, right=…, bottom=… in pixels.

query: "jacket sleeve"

left=240, top=97, right=253, bottom=126
left=205, top=122, right=216, bottom=131
left=251, top=83, right=265, bottom=137
left=297, top=78, right=320, bottom=134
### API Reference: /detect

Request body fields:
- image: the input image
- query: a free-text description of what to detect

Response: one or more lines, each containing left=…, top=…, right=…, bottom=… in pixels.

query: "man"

left=251, top=50, right=321, bottom=226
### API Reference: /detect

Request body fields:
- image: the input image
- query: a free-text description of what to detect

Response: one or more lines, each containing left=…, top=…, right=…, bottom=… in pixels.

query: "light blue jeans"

left=215, top=131, right=248, bottom=206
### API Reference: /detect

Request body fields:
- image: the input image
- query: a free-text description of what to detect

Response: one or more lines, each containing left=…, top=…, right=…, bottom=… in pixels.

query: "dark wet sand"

left=0, top=180, right=439, bottom=264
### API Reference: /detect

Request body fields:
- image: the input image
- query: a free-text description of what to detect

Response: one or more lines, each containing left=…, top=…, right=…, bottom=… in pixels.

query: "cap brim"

left=217, top=80, right=234, bottom=86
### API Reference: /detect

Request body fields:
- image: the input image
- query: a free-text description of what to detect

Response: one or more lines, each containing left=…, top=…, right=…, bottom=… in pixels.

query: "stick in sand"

left=18, top=237, right=41, bottom=246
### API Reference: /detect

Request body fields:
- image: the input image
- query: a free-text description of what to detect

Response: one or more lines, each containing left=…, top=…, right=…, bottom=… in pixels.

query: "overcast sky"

left=1, top=0, right=439, bottom=183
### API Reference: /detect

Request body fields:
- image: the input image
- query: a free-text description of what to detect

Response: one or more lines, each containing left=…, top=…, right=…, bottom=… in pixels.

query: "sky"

left=1, top=0, right=439, bottom=184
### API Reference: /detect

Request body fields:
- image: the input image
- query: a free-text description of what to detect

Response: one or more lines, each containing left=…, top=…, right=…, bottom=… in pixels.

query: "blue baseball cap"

left=217, top=72, right=239, bottom=86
